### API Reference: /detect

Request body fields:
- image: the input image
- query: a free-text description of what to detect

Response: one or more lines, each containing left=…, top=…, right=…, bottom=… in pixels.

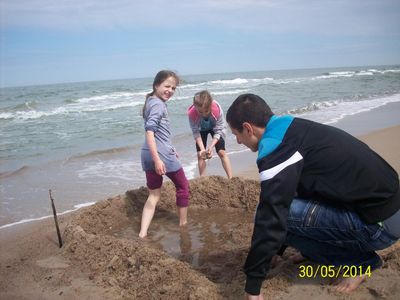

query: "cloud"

left=1, top=0, right=399, bottom=36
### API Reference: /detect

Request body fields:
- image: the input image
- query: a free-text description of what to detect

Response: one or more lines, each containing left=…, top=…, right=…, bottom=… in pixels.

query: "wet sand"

left=1, top=104, right=399, bottom=299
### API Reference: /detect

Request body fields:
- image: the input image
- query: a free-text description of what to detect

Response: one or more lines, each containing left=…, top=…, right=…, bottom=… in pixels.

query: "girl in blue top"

left=139, top=70, right=189, bottom=238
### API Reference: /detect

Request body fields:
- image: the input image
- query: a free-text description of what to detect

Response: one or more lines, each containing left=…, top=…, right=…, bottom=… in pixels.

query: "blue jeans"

left=286, top=198, right=399, bottom=271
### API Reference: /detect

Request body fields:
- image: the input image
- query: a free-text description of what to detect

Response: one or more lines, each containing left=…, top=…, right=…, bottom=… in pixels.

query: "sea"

left=1, top=65, right=400, bottom=228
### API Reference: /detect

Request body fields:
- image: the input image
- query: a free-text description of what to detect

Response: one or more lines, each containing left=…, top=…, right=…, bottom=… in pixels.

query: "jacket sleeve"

left=144, top=100, right=164, bottom=132
left=188, top=117, right=200, bottom=139
left=187, top=106, right=201, bottom=139
left=244, top=147, right=303, bottom=295
left=211, top=101, right=226, bottom=141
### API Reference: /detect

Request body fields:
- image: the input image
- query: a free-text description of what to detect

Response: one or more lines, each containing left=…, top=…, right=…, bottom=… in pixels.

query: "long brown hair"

left=142, top=70, right=180, bottom=116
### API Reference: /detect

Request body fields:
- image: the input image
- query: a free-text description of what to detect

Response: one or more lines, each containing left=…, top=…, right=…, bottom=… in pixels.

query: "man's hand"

left=245, top=293, right=264, bottom=300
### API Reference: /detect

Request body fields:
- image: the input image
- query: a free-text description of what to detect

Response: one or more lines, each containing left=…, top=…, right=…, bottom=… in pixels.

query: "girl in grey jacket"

left=139, top=70, right=190, bottom=238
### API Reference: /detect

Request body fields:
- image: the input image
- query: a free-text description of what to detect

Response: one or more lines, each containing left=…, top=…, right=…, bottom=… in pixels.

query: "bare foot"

left=138, top=232, right=147, bottom=239
left=334, top=275, right=367, bottom=292
left=179, top=220, right=188, bottom=226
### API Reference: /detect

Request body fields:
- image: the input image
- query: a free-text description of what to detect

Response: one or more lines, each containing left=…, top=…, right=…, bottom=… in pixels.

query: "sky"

left=1, top=0, right=400, bottom=87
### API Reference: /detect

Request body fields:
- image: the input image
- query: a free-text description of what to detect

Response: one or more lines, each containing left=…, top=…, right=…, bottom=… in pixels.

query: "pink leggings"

left=145, top=168, right=189, bottom=207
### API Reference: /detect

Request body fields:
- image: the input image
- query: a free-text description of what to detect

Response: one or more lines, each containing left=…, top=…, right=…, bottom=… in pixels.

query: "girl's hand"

left=206, top=148, right=213, bottom=159
left=154, top=158, right=166, bottom=175
left=199, top=150, right=207, bottom=160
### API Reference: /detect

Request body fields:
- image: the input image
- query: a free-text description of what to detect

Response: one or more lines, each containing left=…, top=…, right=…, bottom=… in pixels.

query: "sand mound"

left=61, top=176, right=400, bottom=299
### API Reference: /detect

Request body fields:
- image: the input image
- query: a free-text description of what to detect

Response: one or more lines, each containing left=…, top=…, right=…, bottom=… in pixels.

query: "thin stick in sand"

left=49, top=189, right=63, bottom=248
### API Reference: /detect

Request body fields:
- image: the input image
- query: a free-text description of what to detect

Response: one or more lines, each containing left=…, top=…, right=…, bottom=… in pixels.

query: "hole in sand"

left=64, top=177, right=263, bottom=298
left=63, top=176, right=400, bottom=298
left=113, top=208, right=254, bottom=283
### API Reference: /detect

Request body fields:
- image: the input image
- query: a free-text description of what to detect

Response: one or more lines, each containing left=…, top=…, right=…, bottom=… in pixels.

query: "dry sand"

left=1, top=125, right=399, bottom=300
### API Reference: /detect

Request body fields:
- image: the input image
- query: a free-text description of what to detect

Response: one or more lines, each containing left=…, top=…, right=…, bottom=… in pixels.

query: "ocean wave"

left=183, top=160, right=198, bottom=180
left=64, top=99, right=77, bottom=104
left=0, top=165, right=31, bottom=179
left=0, top=112, right=14, bottom=120
left=77, top=159, right=141, bottom=181
left=315, top=67, right=400, bottom=80
left=179, top=77, right=274, bottom=91
left=212, top=89, right=250, bottom=95
left=288, top=100, right=340, bottom=114
left=67, top=146, right=133, bottom=161
left=211, top=78, right=249, bottom=85
left=0, top=98, right=144, bottom=120
left=316, top=71, right=355, bottom=79
left=179, top=82, right=208, bottom=89
left=294, top=93, right=400, bottom=124
left=173, top=88, right=249, bottom=101
left=273, top=79, right=303, bottom=85
left=178, top=79, right=244, bottom=91
left=370, top=69, right=400, bottom=74
left=13, top=100, right=38, bottom=111
left=73, top=91, right=149, bottom=104
left=383, top=69, right=400, bottom=73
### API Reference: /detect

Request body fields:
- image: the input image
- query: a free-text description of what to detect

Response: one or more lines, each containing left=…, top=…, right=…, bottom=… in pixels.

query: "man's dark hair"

left=226, top=94, right=274, bottom=132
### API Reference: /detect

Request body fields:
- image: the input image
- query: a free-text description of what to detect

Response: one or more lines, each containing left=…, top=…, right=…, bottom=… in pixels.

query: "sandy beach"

left=1, top=104, right=399, bottom=299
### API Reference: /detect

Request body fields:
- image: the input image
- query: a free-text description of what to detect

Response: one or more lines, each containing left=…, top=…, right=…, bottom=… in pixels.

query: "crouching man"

left=226, top=94, right=400, bottom=300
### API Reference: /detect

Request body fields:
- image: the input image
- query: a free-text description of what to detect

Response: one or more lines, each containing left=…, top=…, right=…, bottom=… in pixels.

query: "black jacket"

left=245, top=115, right=400, bottom=295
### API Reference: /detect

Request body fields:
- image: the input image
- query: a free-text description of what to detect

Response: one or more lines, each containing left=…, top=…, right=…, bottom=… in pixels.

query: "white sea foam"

left=183, top=160, right=198, bottom=180
left=314, top=67, right=400, bottom=80
left=383, top=69, right=400, bottom=73
left=179, top=77, right=273, bottom=91
left=356, top=71, right=374, bottom=76
left=212, top=89, right=250, bottom=95
left=0, top=201, right=96, bottom=230
left=77, top=159, right=141, bottom=181
left=1, top=93, right=145, bottom=120
left=295, top=93, right=400, bottom=124
left=0, top=112, right=14, bottom=120
left=74, top=91, right=149, bottom=104
left=315, top=72, right=355, bottom=79
left=273, top=79, right=303, bottom=84
left=211, top=78, right=249, bottom=85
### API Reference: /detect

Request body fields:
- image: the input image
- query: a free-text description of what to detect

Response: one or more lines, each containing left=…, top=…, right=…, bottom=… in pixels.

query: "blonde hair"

left=193, top=90, right=212, bottom=110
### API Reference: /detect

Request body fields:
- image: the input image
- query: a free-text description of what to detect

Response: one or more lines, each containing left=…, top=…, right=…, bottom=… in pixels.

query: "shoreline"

left=1, top=101, right=399, bottom=230
left=1, top=104, right=399, bottom=299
